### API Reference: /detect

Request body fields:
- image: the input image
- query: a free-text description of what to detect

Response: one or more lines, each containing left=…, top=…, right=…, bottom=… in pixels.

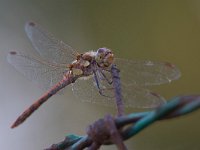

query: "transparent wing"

left=72, top=70, right=166, bottom=108
left=115, top=58, right=181, bottom=86
left=7, top=51, right=67, bottom=90
left=72, top=69, right=115, bottom=106
left=72, top=78, right=115, bottom=106
left=122, top=83, right=166, bottom=108
left=25, top=21, right=77, bottom=64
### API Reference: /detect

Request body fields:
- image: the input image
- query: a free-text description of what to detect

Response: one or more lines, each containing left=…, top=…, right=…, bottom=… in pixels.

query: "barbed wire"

left=45, top=95, right=200, bottom=150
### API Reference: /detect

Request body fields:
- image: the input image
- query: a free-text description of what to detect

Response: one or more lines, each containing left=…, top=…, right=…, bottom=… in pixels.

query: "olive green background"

left=0, top=0, right=200, bottom=149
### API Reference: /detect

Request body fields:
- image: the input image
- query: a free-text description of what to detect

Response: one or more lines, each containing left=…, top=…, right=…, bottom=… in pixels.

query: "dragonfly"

left=7, top=21, right=181, bottom=128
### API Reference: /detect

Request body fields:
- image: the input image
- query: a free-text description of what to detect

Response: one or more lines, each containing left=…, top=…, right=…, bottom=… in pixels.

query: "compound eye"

left=97, top=48, right=105, bottom=54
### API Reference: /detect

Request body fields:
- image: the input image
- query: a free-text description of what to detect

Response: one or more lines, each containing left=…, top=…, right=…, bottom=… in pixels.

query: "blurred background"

left=1, top=0, right=200, bottom=149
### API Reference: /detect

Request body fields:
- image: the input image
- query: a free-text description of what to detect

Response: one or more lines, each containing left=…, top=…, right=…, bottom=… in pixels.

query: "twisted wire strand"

left=45, top=96, right=200, bottom=150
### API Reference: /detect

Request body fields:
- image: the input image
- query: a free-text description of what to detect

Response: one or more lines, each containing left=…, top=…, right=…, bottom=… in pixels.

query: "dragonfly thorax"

left=69, top=48, right=114, bottom=76
left=69, top=52, right=95, bottom=76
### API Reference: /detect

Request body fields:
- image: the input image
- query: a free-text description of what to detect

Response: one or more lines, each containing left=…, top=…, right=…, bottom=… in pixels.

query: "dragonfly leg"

left=93, top=70, right=114, bottom=98
left=98, top=68, right=113, bottom=85
left=93, top=69, right=102, bottom=93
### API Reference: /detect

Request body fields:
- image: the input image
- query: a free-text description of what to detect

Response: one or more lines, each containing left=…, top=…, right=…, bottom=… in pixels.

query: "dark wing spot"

left=9, top=51, right=17, bottom=55
left=165, top=62, right=175, bottom=68
left=150, top=92, right=160, bottom=98
left=28, top=21, right=36, bottom=26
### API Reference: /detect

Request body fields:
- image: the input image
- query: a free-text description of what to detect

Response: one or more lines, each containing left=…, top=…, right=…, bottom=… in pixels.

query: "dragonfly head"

left=95, top=47, right=114, bottom=68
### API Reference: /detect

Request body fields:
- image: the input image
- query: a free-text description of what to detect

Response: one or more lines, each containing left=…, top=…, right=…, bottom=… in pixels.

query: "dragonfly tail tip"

left=11, top=124, right=16, bottom=129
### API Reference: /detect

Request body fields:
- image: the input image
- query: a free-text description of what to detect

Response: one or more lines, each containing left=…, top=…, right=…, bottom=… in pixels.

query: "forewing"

left=25, top=21, right=76, bottom=64
left=7, top=51, right=67, bottom=90
left=115, top=58, right=181, bottom=86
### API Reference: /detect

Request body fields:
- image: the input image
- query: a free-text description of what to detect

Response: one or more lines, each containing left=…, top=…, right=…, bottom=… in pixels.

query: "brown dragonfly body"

left=8, top=21, right=181, bottom=128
